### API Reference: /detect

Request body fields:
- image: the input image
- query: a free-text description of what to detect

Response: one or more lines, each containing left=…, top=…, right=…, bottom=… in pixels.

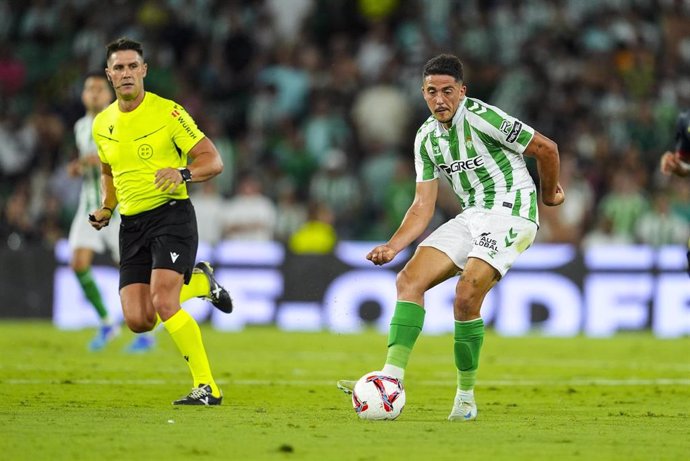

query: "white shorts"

left=418, top=207, right=537, bottom=277
left=68, top=211, right=121, bottom=263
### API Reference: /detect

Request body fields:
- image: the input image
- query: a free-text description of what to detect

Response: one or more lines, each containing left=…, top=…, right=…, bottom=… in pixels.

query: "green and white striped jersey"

left=74, top=114, right=102, bottom=214
left=414, top=97, right=539, bottom=224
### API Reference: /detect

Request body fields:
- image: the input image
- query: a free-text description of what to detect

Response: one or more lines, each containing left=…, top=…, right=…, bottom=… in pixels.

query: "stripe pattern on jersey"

left=413, top=97, right=539, bottom=224
left=74, top=115, right=102, bottom=214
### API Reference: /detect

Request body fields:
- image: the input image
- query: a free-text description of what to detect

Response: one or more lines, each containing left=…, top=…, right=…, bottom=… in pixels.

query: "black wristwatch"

left=178, top=167, right=193, bottom=182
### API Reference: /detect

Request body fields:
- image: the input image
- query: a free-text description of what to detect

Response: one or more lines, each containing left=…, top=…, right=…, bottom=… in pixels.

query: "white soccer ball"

left=352, top=371, right=406, bottom=420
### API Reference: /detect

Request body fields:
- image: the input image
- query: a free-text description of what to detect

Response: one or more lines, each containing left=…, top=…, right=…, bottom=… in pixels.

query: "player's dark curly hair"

left=423, top=54, right=464, bottom=82
left=106, top=37, right=144, bottom=62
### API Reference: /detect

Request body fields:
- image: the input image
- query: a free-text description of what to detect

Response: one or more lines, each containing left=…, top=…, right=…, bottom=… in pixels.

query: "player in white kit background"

left=67, top=71, right=154, bottom=352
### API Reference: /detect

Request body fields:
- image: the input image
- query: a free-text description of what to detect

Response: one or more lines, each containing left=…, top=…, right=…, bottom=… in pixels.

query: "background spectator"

left=222, top=173, right=277, bottom=241
left=1, top=0, right=689, bottom=251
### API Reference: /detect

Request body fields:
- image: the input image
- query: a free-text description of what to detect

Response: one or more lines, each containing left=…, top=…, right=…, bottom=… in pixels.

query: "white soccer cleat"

left=448, top=397, right=478, bottom=422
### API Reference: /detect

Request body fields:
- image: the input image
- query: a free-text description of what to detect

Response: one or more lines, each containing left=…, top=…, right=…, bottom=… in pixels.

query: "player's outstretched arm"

left=367, top=180, right=438, bottom=266
left=523, top=132, right=565, bottom=206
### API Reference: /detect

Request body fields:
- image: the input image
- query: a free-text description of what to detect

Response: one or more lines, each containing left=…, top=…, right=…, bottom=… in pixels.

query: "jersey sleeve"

left=467, top=99, right=535, bottom=155
left=170, top=103, right=205, bottom=154
left=414, top=130, right=438, bottom=182
left=675, top=111, right=690, bottom=155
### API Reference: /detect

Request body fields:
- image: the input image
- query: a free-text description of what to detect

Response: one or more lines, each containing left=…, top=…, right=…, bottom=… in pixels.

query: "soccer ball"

left=352, top=371, right=406, bottom=420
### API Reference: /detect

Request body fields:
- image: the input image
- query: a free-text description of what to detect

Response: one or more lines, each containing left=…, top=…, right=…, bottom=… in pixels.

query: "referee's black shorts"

left=118, top=199, right=198, bottom=289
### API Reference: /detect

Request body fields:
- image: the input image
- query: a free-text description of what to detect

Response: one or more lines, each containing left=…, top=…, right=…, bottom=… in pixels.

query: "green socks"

left=384, top=301, right=425, bottom=375
left=454, top=318, right=485, bottom=391
left=384, top=304, right=483, bottom=391
left=75, top=269, right=109, bottom=321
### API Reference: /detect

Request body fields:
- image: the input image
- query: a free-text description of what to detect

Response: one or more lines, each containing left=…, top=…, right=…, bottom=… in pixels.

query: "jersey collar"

left=117, top=91, right=148, bottom=114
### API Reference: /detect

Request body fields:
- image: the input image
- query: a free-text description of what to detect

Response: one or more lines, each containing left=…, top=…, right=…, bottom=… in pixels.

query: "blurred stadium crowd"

left=2, top=0, right=690, bottom=252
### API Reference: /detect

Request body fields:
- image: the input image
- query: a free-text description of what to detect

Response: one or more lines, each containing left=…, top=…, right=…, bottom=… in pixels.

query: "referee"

left=90, top=37, right=232, bottom=405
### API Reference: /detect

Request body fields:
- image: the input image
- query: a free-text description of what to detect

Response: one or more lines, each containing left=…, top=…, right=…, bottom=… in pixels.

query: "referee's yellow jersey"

left=93, top=92, right=204, bottom=216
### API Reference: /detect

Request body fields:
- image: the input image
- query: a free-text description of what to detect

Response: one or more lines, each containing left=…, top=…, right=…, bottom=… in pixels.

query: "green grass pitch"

left=1, top=321, right=688, bottom=460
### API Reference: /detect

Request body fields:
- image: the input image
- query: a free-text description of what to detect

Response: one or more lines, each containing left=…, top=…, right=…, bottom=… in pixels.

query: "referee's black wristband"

left=102, top=206, right=114, bottom=214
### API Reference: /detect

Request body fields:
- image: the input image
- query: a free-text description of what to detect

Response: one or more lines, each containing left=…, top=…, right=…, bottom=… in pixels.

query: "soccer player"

left=68, top=71, right=155, bottom=352
left=660, top=109, right=690, bottom=177
left=89, top=37, right=233, bottom=405
left=337, top=54, right=564, bottom=421
left=67, top=71, right=124, bottom=350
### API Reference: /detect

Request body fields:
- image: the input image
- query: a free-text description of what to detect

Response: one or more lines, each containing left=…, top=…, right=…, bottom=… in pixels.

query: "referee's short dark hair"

left=423, top=54, right=464, bottom=82
left=106, top=37, right=144, bottom=63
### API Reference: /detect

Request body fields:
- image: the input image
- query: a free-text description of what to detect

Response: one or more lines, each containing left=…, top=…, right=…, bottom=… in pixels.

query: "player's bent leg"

left=71, top=248, right=95, bottom=273
left=166, top=307, right=223, bottom=405
left=151, top=268, right=222, bottom=404
left=454, top=257, right=499, bottom=321
left=72, top=248, right=118, bottom=350
left=124, top=312, right=160, bottom=353
left=183, top=262, right=233, bottom=313
left=395, top=246, right=459, bottom=305
left=338, top=247, right=458, bottom=394
left=120, top=283, right=157, bottom=332
left=385, top=247, right=458, bottom=378
left=449, top=257, right=498, bottom=421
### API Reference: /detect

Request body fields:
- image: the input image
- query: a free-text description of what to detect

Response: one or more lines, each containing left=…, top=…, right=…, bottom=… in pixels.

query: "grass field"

left=1, top=321, right=688, bottom=461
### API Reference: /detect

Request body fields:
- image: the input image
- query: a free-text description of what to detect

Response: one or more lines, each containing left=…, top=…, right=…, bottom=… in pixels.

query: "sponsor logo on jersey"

left=506, top=121, right=523, bottom=143
left=108, top=124, right=114, bottom=134
left=176, top=116, right=197, bottom=140
left=438, top=156, right=485, bottom=175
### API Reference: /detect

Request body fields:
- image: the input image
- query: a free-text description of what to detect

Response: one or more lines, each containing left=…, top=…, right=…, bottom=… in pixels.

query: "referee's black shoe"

left=173, top=384, right=223, bottom=406
left=195, top=261, right=234, bottom=313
